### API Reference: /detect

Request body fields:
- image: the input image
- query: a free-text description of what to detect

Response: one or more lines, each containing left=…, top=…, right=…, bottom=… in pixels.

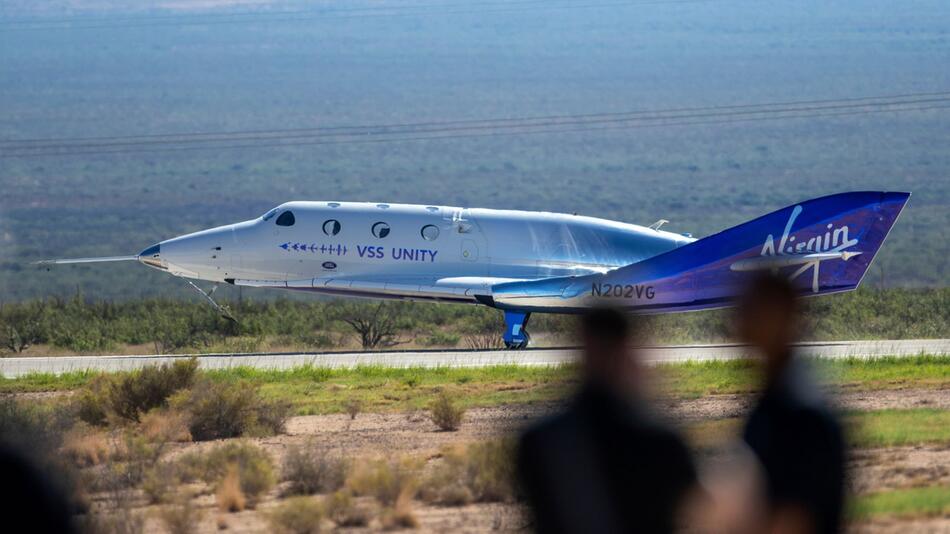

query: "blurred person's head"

left=736, top=273, right=801, bottom=378
left=579, top=307, right=642, bottom=394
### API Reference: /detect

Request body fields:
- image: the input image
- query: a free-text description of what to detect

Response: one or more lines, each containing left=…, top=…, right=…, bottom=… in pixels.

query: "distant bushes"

left=267, top=496, right=324, bottom=534
left=179, top=441, right=276, bottom=507
left=110, top=359, right=199, bottom=421
left=0, top=288, right=945, bottom=355
left=420, top=440, right=517, bottom=505
left=73, top=358, right=290, bottom=441
left=281, top=441, right=348, bottom=496
left=171, top=379, right=291, bottom=441
left=76, top=358, right=199, bottom=424
left=429, top=391, right=465, bottom=431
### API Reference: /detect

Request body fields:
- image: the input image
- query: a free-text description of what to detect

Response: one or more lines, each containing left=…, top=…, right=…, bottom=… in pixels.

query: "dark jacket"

left=743, top=361, right=846, bottom=534
left=518, top=384, right=697, bottom=534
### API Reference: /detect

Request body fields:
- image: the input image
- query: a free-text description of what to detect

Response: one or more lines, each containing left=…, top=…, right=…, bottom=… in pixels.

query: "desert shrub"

left=217, top=464, right=246, bottom=513
left=172, top=378, right=290, bottom=441
left=461, top=311, right=506, bottom=350
left=323, top=490, right=371, bottom=527
left=267, top=496, right=324, bottom=534
left=421, top=440, right=517, bottom=506
left=109, top=359, right=199, bottom=422
left=335, top=301, right=401, bottom=349
left=465, top=332, right=503, bottom=350
left=141, top=462, right=180, bottom=504
left=380, top=489, right=419, bottom=530
left=62, top=424, right=111, bottom=467
left=75, top=375, right=112, bottom=426
left=157, top=498, right=203, bottom=534
left=293, top=332, right=337, bottom=349
left=344, top=399, right=362, bottom=420
left=180, top=441, right=275, bottom=505
left=347, top=457, right=419, bottom=506
left=429, top=392, right=465, bottom=431
left=0, top=303, right=45, bottom=353
left=110, top=432, right=166, bottom=488
left=79, top=508, right=144, bottom=534
left=139, top=409, right=191, bottom=443
left=419, top=331, right=460, bottom=347
left=282, top=442, right=347, bottom=496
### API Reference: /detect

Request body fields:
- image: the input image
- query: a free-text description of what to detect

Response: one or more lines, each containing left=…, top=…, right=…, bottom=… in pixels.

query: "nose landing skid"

left=185, top=280, right=237, bottom=323
left=503, top=310, right=531, bottom=350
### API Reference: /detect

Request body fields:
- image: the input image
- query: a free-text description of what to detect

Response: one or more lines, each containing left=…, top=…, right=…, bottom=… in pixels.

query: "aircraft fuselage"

left=145, top=201, right=693, bottom=303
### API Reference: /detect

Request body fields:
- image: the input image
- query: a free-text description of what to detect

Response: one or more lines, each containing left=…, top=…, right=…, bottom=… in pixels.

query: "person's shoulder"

left=788, top=402, right=842, bottom=438
left=521, top=408, right=584, bottom=444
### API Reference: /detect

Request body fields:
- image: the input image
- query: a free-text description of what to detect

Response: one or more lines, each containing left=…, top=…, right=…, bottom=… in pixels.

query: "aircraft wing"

left=230, top=275, right=537, bottom=302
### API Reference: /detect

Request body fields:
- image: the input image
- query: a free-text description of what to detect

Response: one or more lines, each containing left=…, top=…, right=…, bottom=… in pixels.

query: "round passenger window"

left=275, top=211, right=296, bottom=226
left=371, top=222, right=390, bottom=239
left=421, top=224, right=440, bottom=241
left=323, top=219, right=341, bottom=236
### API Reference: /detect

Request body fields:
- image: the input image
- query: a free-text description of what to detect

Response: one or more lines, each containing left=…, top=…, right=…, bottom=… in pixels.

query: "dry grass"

left=62, top=424, right=111, bottom=467
left=429, top=391, right=465, bottom=431
left=420, top=440, right=517, bottom=505
left=157, top=498, right=204, bottom=534
left=323, top=490, right=372, bottom=527
left=465, top=332, right=503, bottom=350
left=347, top=457, right=420, bottom=506
left=140, top=409, right=192, bottom=443
left=381, top=488, right=419, bottom=530
left=267, top=496, right=324, bottom=534
left=216, top=464, right=246, bottom=513
left=141, top=462, right=180, bottom=504
left=281, top=441, right=347, bottom=496
left=345, top=399, right=362, bottom=420
left=178, top=441, right=276, bottom=506
left=172, top=378, right=291, bottom=441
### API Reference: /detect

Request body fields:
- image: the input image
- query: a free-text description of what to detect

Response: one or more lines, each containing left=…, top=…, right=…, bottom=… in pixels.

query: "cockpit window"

left=262, top=208, right=279, bottom=221
left=276, top=211, right=296, bottom=226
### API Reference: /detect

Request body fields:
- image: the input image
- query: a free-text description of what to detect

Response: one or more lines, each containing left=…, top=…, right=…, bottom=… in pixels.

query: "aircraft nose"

left=137, top=243, right=165, bottom=270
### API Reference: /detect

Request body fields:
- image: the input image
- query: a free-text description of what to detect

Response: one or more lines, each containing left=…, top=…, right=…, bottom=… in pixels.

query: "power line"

left=0, top=0, right=712, bottom=31
left=6, top=90, right=948, bottom=146
left=1, top=92, right=948, bottom=159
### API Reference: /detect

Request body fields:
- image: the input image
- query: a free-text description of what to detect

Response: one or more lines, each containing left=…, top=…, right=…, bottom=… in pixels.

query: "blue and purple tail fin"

left=491, top=191, right=910, bottom=313
left=596, top=191, right=910, bottom=311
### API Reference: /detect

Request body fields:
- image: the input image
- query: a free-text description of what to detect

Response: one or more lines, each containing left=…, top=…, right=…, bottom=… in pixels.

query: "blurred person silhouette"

left=737, top=273, right=846, bottom=534
left=0, top=444, right=76, bottom=533
left=517, top=308, right=699, bottom=534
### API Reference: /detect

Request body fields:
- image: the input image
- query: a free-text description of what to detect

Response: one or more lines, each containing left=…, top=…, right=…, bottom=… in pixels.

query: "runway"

left=1, top=339, right=947, bottom=378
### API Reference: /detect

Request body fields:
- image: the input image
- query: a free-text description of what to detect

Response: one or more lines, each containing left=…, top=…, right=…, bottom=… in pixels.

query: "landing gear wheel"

left=502, top=310, right=531, bottom=350
left=504, top=331, right=530, bottom=350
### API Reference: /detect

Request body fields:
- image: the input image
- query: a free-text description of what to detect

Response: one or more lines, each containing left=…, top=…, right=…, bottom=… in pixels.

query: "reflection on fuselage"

left=145, top=202, right=693, bottom=295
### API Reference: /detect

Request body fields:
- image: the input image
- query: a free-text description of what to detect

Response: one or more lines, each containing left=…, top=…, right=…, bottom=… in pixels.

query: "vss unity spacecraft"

left=41, top=191, right=909, bottom=349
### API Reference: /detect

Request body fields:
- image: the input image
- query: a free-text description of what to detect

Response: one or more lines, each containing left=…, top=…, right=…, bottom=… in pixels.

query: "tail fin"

left=602, top=191, right=909, bottom=309
left=491, top=191, right=910, bottom=313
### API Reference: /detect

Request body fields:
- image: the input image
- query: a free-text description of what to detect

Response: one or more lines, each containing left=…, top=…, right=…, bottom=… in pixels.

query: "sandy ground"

left=86, top=387, right=949, bottom=532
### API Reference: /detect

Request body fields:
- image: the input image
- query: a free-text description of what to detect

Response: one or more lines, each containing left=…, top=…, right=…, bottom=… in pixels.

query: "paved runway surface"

left=1, top=339, right=947, bottom=378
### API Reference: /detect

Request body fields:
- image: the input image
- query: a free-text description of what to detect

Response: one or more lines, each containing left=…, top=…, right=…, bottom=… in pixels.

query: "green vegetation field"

left=852, top=486, right=950, bottom=521
left=4, top=355, right=948, bottom=415
left=1, top=287, right=947, bottom=355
